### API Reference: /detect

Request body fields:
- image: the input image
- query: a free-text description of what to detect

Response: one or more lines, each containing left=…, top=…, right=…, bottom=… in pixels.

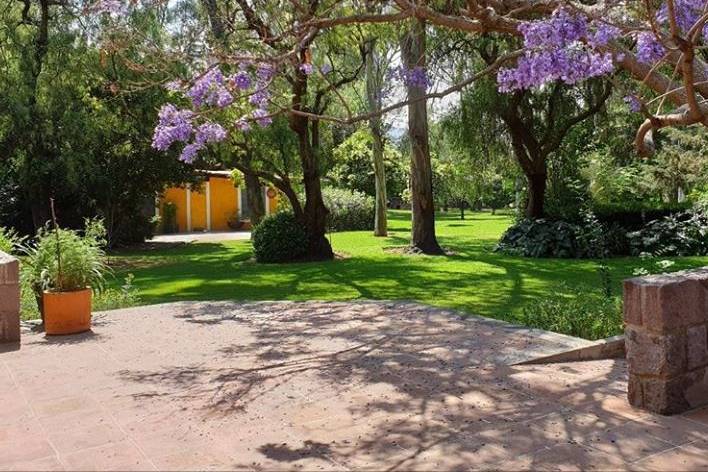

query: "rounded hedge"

left=322, top=187, right=375, bottom=232
left=252, top=212, right=308, bottom=263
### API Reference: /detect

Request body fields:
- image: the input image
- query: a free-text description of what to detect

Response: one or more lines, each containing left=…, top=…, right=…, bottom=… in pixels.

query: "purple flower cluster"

left=299, top=63, right=315, bottom=75
left=153, top=61, right=281, bottom=162
left=178, top=122, right=227, bottom=163
left=497, top=8, right=620, bottom=92
left=656, top=0, right=708, bottom=41
left=636, top=32, right=666, bottom=65
left=624, top=95, right=643, bottom=113
left=389, top=66, right=431, bottom=90
left=251, top=109, right=272, bottom=127
left=230, top=71, right=252, bottom=90
left=152, top=105, right=194, bottom=151
left=151, top=105, right=228, bottom=163
left=186, top=69, right=233, bottom=108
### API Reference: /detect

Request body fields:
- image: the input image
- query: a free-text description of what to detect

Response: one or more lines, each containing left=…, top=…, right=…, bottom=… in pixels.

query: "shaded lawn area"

left=108, top=210, right=708, bottom=325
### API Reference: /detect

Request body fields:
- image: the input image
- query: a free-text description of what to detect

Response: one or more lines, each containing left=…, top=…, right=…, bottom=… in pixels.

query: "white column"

left=154, top=195, right=160, bottom=217
left=237, top=186, right=242, bottom=218
left=186, top=185, right=192, bottom=232
left=206, top=180, right=212, bottom=231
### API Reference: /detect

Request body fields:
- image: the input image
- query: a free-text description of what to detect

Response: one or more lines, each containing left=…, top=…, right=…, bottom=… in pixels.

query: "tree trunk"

left=289, top=57, right=333, bottom=261
left=402, top=19, right=444, bottom=255
left=366, top=39, right=388, bottom=237
left=459, top=202, right=465, bottom=220
left=244, top=172, right=265, bottom=226
left=526, top=172, right=547, bottom=219
left=299, top=138, right=332, bottom=260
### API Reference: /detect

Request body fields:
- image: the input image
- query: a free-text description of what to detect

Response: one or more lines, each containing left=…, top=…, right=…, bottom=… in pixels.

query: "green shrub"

left=161, top=201, right=178, bottom=234
left=627, top=209, right=708, bottom=257
left=322, top=187, right=374, bottom=232
left=0, top=227, right=23, bottom=254
left=520, top=286, right=622, bottom=340
left=496, top=212, right=612, bottom=258
left=252, top=212, right=308, bottom=263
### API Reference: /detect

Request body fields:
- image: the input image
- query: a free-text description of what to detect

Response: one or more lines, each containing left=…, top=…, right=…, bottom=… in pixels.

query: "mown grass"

left=105, top=210, right=708, bottom=329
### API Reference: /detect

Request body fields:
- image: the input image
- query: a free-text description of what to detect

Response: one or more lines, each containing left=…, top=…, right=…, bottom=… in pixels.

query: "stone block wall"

left=624, top=268, right=708, bottom=414
left=0, top=251, right=20, bottom=343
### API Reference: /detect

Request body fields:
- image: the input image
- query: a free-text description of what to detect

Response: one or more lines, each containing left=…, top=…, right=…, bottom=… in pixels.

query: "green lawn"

left=109, top=210, right=708, bottom=325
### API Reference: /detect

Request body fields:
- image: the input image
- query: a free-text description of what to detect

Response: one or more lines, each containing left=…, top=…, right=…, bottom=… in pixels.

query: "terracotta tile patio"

left=3, top=300, right=708, bottom=471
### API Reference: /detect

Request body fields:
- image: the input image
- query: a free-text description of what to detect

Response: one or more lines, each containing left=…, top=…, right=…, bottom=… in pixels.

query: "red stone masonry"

left=624, top=268, right=708, bottom=414
left=0, top=251, right=20, bottom=343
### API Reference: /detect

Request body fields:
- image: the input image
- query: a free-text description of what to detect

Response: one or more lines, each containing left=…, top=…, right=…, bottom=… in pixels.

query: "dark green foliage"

left=252, top=212, right=308, bottom=263
left=497, top=212, right=611, bottom=258
left=628, top=210, right=708, bottom=256
left=322, top=187, right=375, bottom=232
left=161, top=202, right=178, bottom=234
left=593, top=201, right=692, bottom=230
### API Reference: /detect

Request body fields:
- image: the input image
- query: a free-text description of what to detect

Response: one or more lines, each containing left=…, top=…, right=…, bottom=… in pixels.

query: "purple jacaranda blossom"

left=186, top=68, right=233, bottom=108
left=195, top=122, right=227, bottom=144
left=252, top=109, right=272, bottom=127
left=587, top=22, right=621, bottom=48
left=256, top=64, right=276, bottom=82
left=320, top=63, right=333, bottom=74
left=152, top=105, right=194, bottom=151
left=497, top=8, right=618, bottom=92
left=636, top=32, right=666, bottom=65
left=236, top=118, right=252, bottom=132
left=179, top=143, right=203, bottom=163
left=656, top=0, right=708, bottom=39
left=249, top=89, right=270, bottom=107
left=624, top=95, right=643, bottom=113
left=299, top=63, right=315, bottom=75
left=390, top=66, right=431, bottom=90
left=230, top=72, right=252, bottom=90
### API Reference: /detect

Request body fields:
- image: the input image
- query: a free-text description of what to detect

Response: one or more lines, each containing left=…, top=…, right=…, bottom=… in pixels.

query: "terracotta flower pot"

left=42, top=288, right=92, bottom=335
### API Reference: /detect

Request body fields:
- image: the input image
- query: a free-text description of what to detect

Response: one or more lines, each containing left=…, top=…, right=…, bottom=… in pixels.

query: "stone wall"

left=624, top=268, right=708, bottom=414
left=0, top=251, right=20, bottom=343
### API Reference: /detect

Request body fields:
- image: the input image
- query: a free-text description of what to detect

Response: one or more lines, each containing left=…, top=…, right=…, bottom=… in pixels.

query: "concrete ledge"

left=0, top=251, right=20, bottom=343
left=514, top=335, right=625, bottom=365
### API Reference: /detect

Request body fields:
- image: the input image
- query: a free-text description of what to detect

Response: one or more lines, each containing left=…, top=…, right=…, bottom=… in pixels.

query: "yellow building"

left=156, top=170, right=278, bottom=233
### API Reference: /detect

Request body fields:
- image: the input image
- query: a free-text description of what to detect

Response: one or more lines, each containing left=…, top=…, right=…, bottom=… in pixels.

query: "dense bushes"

left=252, top=212, right=308, bottom=263
left=628, top=211, right=708, bottom=256
left=496, top=212, right=609, bottom=258
left=498, top=206, right=708, bottom=259
left=322, top=187, right=374, bottom=232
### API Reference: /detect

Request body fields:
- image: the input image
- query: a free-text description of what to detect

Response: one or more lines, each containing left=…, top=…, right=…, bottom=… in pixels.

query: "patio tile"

left=634, top=440, right=708, bottom=471
left=46, top=422, right=127, bottom=455
left=60, top=439, right=155, bottom=471
left=7, top=455, right=65, bottom=471
left=2, top=301, right=704, bottom=471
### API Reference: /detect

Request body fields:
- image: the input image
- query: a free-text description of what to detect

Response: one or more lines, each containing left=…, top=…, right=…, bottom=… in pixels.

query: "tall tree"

left=401, top=18, right=443, bottom=254
left=365, top=39, right=388, bottom=237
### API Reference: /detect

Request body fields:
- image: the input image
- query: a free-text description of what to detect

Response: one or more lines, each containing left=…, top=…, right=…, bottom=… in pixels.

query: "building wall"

left=158, top=176, right=277, bottom=234
left=210, top=177, right=239, bottom=231
left=190, top=183, right=208, bottom=232
left=162, top=187, right=189, bottom=233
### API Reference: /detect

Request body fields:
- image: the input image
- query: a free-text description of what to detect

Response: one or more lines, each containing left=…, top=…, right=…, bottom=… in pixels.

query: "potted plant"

left=22, top=217, right=108, bottom=335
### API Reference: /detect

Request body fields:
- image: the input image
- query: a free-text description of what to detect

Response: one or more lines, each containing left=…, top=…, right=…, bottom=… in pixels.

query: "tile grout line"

left=2, top=359, right=69, bottom=471
left=629, top=439, right=701, bottom=465
left=91, top=339, right=160, bottom=471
